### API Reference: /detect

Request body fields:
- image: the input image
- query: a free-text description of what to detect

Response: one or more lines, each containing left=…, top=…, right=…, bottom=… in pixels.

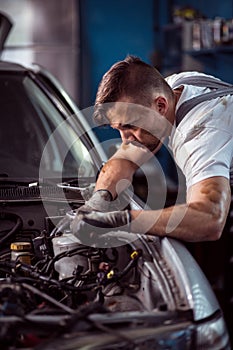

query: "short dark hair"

left=94, top=55, right=173, bottom=123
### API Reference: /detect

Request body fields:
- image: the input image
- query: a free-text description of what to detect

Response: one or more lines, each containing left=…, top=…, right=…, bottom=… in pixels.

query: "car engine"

left=0, top=185, right=167, bottom=349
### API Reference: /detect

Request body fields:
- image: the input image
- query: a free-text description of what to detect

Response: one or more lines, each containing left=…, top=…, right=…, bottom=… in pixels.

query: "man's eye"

left=110, top=123, right=138, bottom=131
left=122, top=124, right=136, bottom=130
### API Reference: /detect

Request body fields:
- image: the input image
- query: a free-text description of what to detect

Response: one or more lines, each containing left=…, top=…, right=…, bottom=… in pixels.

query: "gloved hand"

left=78, top=189, right=113, bottom=213
left=70, top=210, right=131, bottom=245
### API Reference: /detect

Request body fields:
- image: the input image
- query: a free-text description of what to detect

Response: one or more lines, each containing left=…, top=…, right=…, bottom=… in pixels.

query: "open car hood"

left=0, top=12, right=13, bottom=56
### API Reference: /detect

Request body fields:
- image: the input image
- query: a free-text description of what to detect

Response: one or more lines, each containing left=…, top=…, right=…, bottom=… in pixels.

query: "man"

left=71, top=55, right=233, bottom=243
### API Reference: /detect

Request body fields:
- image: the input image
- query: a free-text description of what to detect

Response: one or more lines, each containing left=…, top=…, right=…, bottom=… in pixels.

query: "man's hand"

left=78, top=189, right=113, bottom=213
left=70, top=210, right=131, bottom=245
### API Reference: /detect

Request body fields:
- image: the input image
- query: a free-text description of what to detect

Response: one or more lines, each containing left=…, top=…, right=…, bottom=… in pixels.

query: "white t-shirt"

left=166, top=71, right=233, bottom=189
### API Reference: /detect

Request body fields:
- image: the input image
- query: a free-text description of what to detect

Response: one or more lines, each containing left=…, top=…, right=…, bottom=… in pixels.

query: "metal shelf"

left=185, top=45, right=233, bottom=56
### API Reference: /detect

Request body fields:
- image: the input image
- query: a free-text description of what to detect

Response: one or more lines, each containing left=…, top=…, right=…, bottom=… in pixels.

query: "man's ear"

left=153, top=96, right=168, bottom=115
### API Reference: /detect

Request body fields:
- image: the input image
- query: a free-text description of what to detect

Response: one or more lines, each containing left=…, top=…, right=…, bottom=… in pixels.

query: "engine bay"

left=0, top=187, right=170, bottom=349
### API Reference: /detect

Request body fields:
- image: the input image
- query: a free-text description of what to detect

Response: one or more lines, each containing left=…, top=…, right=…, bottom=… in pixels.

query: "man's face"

left=111, top=122, right=161, bottom=152
left=106, top=100, right=171, bottom=153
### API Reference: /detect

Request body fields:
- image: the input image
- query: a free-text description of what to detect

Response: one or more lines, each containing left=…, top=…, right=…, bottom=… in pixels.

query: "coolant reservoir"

left=52, top=233, right=87, bottom=280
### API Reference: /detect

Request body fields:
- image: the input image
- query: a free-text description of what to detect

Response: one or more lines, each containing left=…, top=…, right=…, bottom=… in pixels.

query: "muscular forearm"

left=95, top=141, right=155, bottom=198
left=95, top=158, right=138, bottom=198
left=130, top=177, right=231, bottom=242
left=130, top=204, right=221, bottom=242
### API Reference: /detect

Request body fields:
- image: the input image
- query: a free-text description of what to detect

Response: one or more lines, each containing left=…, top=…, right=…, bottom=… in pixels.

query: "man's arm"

left=71, top=176, right=231, bottom=243
left=95, top=158, right=138, bottom=198
left=95, top=141, right=155, bottom=198
left=130, top=176, right=231, bottom=242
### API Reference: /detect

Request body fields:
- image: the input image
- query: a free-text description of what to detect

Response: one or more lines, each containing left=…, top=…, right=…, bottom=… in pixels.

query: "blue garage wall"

left=79, top=0, right=155, bottom=108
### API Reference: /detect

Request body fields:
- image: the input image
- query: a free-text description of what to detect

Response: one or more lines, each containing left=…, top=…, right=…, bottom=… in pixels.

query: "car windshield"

left=0, top=73, right=95, bottom=180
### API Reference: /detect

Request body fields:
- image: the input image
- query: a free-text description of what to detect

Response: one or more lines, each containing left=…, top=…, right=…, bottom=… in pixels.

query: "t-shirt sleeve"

left=174, top=126, right=233, bottom=189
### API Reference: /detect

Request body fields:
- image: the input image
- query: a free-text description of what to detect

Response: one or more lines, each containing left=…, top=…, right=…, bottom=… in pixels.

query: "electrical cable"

left=0, top=212, right=23, bottom=246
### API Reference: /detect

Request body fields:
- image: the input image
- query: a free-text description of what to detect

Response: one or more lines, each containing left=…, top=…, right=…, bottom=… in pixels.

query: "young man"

left=71, top=55, right=233, bottom=243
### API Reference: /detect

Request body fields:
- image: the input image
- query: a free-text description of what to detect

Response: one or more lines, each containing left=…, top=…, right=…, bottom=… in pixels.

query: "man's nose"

left=120, top=130, right=135, bottom=142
